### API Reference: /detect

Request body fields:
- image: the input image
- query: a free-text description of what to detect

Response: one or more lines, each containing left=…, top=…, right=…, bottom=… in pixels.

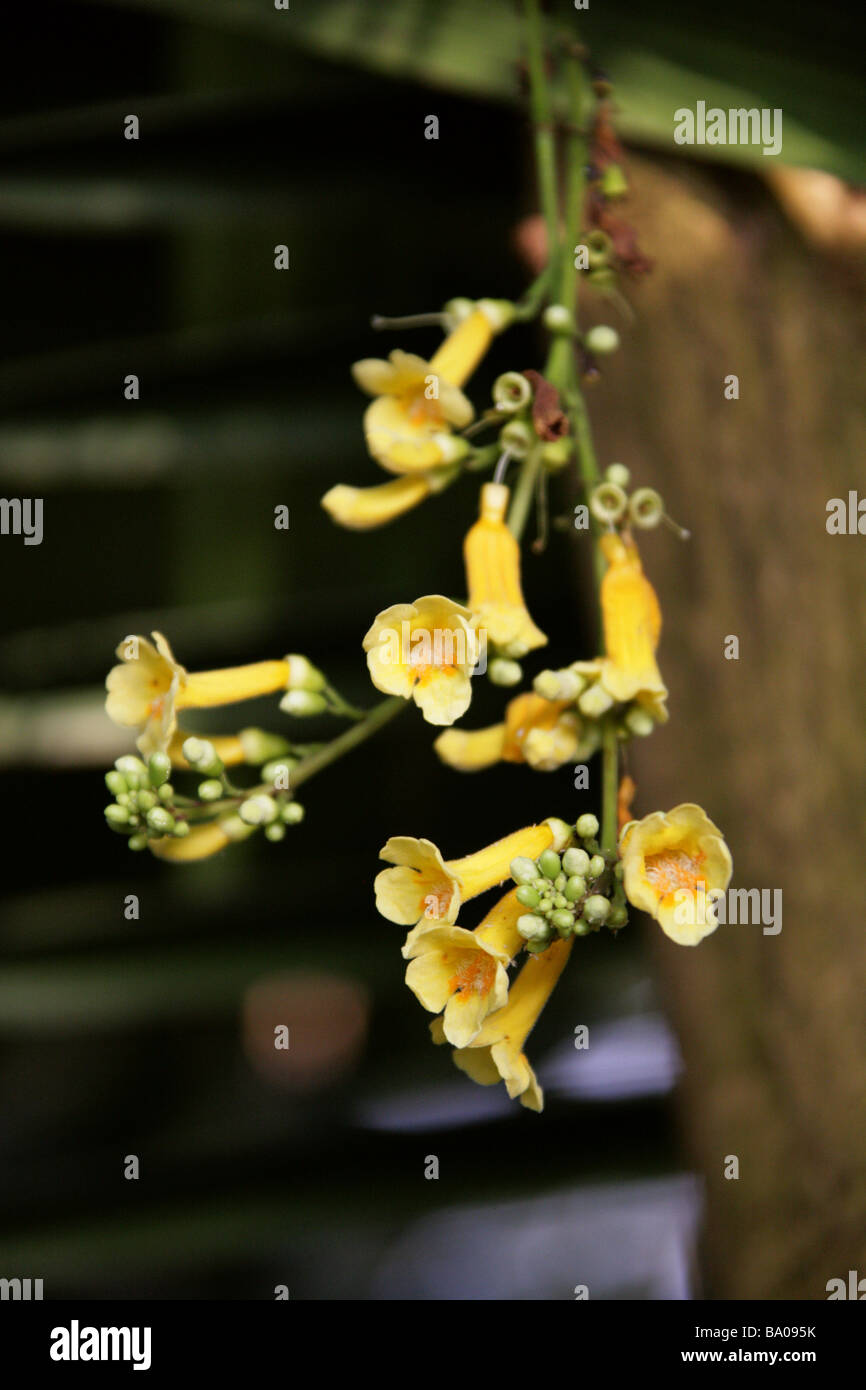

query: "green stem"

left=600, top=717, right=619, bottom=854
left=290, top=695, right=406, bottom=791
left=547, top=54, right=587, bottom=389
left=523, top=0, right=559, bottom=272
left=507, top=446, right=543, bottom=539
left=322, top=682, right=366, bottom=721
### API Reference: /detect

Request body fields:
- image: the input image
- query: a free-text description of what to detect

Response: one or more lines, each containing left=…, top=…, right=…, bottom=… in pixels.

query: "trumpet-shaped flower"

left=353, top=307, right=498, bottom=474
left=363, top=594, right=479, bottom=725
left=106, top=632, right=293, bottom=756
left=375, top=819, right=572, bottom=926
left=434, top=692, right=596, bottom=773
left=464, top=483, right=547, bottom=658
left=619, top=802, right=733, bottom=945
left=433, top=937, right=573, bottom=1111
left=321, top=469, right=456, bottom=531
left=402, top=888, right=524, bottom=1046
left=596, top=532, right=668, bottom=721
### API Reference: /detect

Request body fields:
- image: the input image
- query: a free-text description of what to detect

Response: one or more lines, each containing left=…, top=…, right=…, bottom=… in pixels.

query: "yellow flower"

left=375, top=819, right=572, bottom=926
left=432, top=937, right=573, bottom=1111
left=464, top=482, right=547, bottom=657
left=596, top=532, right=668, bottom=721
left=362, top=594, right=479, bottom=726
left=149, top=815, right=253, bottom=863
left=105, top=632, right=291, bottom=756
left=321, top=470, right=455, bottom=531
left=619, top=803, right=733, bottom=945
left=402, top=888, right=524, bottom=1047
left=352, top=307, right=497, bottom=474
left=434, top=691, right=594, bottom=773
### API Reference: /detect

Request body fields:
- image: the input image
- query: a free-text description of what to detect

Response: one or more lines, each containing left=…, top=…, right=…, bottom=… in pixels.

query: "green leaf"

left=89, top=0, right=865, bottom=181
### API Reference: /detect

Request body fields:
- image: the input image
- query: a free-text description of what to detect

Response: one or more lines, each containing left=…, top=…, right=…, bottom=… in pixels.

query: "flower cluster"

left=97, top=24, right=736, bottom=1122
left=103, top=635, right=358, bottom=858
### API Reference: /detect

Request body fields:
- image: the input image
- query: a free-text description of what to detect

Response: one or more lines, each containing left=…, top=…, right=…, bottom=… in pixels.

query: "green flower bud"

left=105, top=804, right=130, bottom=828
left=262, top=758, right=297, bottom=788
left=128, top=833, right=149, bottom=851
left=576, top=813, right=600, bottom=839
left=105, top=770, right=127, bottom=796
left=492, top=371, right=532, bottom=413
left=578, top=683, right=614, bottom=717
left=584, top=894, right=611, bottom=923
left=574, top=917, right=592, bottom=936
left=605, top=462, right=631, bottom=488
left=540, top=438, right=573, bottom=471
left=629, top=486, right=664, bottom=530
left=543, top=304, right=575, bottom=335
left=586, top=230, right=613, bottom=268
left=488, top=657, right=523, bottom=687
left=116, top=792, right=131, bottom=808
left=533, top=669, right=563, bottom=701
left=477, top=298, right=516, bottom=333
left=600, top=163, right=628, bottom=199
left=588, top=854, right=606, bottom=879
left=239, top=794, right=279, bottom=826
left=564, top=874, right=587, bottom=901
left=279, top=689, right=329, bottom=717
left=158, top=783, right=174, bottom=803
left=510, top=856, right=539, bottom=886
left=147, top=751, right=171, bottom=788
left=146, top=806, right=175, bottom=834
left=516, top=884, right=541, bottom=909
left=517, top=913, right=549, bottom=942
left=538, top=849, right=562, bottom=880
left=285, top=654, right=327, bottom=693
left=625, top=706, right=655, bottom=737
left=584, top=325, right=620, bottom=356
left=443, top=297, right=475, bottom=328
left=280, top=801, right=305, bottom=825
left=265, top=822, right=287, bottom=842
left=181, top=738, right=223, bottom=776
left=609, top=905, right=628, bottom=928
left=554, top=873, right=566, bottom=892
left=562, top=847, right=591, bottom=877
left=197, top=779, right=224, bottom=802
left=238, top=727, right=292, bottom=765
left=172, top=820, right=190, bottom=838
left=551, top=908, right=575, bottom=933
left=499, top=419, right=535, bottom=460
left=136, top=789, right=158, bottom=812
left=589, top=481, right=628, bottom=525
left=115, top=755, right=147, bottom=779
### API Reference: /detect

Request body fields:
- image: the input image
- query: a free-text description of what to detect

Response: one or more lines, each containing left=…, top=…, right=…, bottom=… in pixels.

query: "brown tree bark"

left=585, top=154, right=866, bottom=1299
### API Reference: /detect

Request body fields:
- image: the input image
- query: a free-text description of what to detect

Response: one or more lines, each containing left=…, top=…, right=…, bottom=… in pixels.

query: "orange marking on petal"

left=644, top=848, right=705, bottom=896
left=448, top=951, right=496, bottom=998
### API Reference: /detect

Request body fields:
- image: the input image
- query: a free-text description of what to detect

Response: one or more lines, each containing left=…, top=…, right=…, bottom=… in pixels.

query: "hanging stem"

left=523, top=0, right=560, bottom=275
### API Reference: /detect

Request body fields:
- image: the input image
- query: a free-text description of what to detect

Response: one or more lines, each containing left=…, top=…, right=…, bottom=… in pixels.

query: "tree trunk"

left=587, top=153, right=866, bottom=1299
